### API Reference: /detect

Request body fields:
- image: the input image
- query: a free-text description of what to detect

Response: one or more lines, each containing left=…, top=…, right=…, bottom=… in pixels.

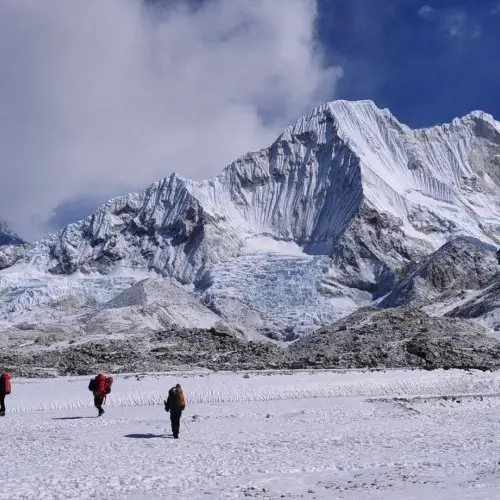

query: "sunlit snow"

left=1, top=369, right=500, bottom=499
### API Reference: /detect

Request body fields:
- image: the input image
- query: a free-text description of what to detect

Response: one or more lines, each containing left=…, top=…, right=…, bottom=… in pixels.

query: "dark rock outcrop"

left=288, top=308, right=500, bottom=370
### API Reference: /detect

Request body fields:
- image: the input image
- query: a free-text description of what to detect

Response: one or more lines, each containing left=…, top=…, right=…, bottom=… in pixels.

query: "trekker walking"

left=0, top=373, right=11, bottom=416
left=164, top=384, right=186, bottom=439
left=88, top=374, right=114, bottom=417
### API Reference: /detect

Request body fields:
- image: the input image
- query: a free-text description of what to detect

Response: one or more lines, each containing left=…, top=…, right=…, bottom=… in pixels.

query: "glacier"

left=0, top=99, right=499, bottom=339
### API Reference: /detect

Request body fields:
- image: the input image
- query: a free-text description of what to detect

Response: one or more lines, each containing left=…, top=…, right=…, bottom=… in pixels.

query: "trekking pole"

left=183, top=420, right=191, bottom=434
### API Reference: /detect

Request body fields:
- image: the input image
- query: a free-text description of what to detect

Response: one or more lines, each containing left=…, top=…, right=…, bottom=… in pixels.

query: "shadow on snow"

left=52, top=416, right=96, bottom=420
left=124, top=433, right=172, bottom=439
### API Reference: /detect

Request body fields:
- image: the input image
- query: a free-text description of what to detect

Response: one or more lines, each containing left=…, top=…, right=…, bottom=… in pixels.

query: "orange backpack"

left=175, top=386, right=186, bottom=409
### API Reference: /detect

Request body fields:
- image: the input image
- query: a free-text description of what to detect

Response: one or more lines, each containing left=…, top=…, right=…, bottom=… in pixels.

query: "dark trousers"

left=0, top=393, right=5, bottom=415
left=170, top=410, right=181, bottom=437
left=94, top=396, right=104, bottom=412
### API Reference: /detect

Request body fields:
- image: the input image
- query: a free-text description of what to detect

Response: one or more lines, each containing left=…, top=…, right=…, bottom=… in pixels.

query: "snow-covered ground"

left=2, top=369, right=500, bottom=499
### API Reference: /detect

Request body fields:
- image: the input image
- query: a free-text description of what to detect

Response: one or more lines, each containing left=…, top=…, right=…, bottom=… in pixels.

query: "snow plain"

left=1, top=369, right=500, bottom=499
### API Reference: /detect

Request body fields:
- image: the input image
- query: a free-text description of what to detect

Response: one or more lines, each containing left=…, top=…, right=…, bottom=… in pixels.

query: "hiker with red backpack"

left=0, top=373, right=11, bottom=416
left=164, top=383, right=186, bottom=439
left=88, top=374, right=114, bottom=417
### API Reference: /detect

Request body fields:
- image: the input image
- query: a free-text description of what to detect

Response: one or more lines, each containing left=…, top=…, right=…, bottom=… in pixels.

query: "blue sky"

left=1, top=0, right=499, bottom=239
left=317, top=0, right=500, bottom=127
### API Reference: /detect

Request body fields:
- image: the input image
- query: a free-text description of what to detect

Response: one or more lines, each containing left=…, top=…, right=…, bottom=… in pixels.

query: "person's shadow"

left=124, top=433, right=173, bottom=439
left=52, top=416, right=95, bottom=420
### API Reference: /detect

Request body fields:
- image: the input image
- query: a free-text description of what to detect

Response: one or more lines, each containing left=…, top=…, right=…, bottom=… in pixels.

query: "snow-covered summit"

left=1, top=100, right=499, bottom=338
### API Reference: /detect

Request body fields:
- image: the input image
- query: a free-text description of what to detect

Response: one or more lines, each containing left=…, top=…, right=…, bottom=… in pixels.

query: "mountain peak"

left=0, top=221, right=24, bottom=246
left=460, top=109, right=496, bottom=123
left=282, top=99, right=396, bottom=138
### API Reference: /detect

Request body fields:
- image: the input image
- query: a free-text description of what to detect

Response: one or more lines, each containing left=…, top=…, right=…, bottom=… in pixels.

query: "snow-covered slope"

left=1, top=100, right=499, bottom=339
left=92, top=278, right=245, bottom=338
left=0, top=273, right=257, bottom=350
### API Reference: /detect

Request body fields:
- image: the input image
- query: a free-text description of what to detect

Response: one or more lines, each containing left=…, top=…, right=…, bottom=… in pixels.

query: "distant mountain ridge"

left=0, top=221, right=24, bottom=246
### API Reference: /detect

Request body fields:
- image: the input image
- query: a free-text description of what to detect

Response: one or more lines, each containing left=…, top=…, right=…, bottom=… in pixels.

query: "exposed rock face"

left=380, top=237, right=499, bottom=308
left=446, top=274, right=500, bottom=332
left=289, top=308, right=500, bottom=370
left=0, top=327, right=287, bottom=377
left=0, top=245, right=26, bottom=270
left=3, top=309, right=500, bottom=377
left=0, top=221, right=25, bottom=270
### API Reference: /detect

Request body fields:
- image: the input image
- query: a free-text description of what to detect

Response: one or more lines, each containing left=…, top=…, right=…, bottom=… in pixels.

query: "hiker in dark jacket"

left=164, top=384, right=186, bottom=439
left=88, top=374, right=112, bottom=417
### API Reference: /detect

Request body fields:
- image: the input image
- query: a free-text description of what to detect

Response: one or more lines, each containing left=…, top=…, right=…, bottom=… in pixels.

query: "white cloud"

left=470, top=24, right=482, bottom=39
left=418, top=5, right=483, bottom=40
left=0, top=0, right=341, bottom=239
left=491, top=2, right=500, bottom=15
left=418, top=5, right=434, bottom=19
left=442, top=10, right=469, bottom=39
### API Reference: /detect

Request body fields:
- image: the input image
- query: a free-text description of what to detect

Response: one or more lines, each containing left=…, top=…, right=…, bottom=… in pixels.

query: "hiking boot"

left=173, top=434, right=179, bottom=439
left=0, top=410, right=4, bottom=417
left=98, top=409, right=105, bottom=417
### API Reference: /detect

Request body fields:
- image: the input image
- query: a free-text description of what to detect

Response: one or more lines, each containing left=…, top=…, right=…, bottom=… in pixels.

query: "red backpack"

left=0, top=373, right=11, bottom=395
left=104, top=376, right=113, bottom=395
left=95, top=374, right=106, bottom=398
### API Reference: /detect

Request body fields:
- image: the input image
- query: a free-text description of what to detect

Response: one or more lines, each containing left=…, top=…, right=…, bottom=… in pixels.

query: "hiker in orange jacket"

left=164, top=384, right=186, bottom=439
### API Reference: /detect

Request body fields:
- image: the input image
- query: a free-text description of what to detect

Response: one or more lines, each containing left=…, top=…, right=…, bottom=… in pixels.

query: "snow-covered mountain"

left=1, top=100, right=499, bottom=340
left=0, top=221, right=24, bottom=246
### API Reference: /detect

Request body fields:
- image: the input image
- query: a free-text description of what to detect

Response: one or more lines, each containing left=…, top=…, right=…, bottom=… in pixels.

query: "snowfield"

left=2, top=370, right=500, bottom=499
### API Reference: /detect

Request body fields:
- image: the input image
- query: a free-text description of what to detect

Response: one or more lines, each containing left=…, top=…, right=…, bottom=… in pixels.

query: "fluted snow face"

left=1, top=100, right=499, bottom=338
left=17, top=104, right=369, bottom=283
left=212, top=114, right=363, bottom=245
left=327, top=101, right=500, bottom=246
